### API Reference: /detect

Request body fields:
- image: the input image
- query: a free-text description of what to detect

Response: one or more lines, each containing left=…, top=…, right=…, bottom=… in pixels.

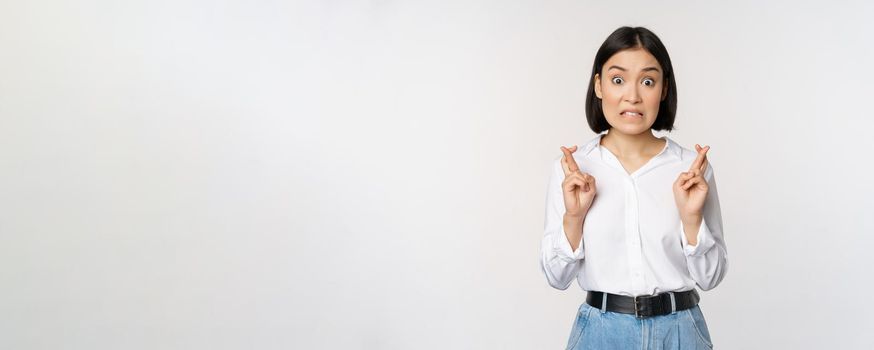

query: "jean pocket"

left=565, top=303, right=593, bottom=350
left=684, top=305, right=714, bottom=349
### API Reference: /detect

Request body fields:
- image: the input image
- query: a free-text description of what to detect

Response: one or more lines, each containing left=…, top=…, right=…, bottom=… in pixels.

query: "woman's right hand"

left=560, top=145, right=597, bottom=218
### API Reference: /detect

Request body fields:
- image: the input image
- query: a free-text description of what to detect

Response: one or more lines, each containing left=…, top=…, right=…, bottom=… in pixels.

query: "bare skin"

left=599, top=132, right=666, bottom=176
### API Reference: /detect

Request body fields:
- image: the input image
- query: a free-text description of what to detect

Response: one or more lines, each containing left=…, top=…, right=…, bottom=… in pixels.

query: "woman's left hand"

left=673, top=144, right=710, bottom=221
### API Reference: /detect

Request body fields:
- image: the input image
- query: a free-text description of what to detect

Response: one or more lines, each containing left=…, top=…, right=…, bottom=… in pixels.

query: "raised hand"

left=673, top=144, right=710, bottom=220
left=560, top=145, right=597, bottom=218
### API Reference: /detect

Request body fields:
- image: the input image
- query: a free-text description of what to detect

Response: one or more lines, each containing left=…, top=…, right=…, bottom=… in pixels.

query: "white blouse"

left=539, top=132, right=729, bottom=296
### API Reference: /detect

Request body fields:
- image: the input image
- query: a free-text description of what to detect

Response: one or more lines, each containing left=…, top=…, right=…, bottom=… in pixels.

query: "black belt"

left=585, top=289, right=700, bottom=319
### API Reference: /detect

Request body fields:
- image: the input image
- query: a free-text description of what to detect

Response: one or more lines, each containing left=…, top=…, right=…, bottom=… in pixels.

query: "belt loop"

left=634, top=296, right=639, bottom=318
left=600, top=292, right=607, bottom=313
left=669, top=292, right=676, bottom=315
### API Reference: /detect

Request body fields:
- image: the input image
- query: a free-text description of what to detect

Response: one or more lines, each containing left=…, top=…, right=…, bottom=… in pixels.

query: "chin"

left=606, top=120, right=655, bottom=136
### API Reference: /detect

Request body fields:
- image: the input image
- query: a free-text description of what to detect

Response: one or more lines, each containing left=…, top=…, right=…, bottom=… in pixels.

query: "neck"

left=600, top=129, right=663, bottom=158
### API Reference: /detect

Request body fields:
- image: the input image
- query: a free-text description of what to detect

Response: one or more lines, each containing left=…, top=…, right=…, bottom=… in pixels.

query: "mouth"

left=620, top=111, right=643, bottom=118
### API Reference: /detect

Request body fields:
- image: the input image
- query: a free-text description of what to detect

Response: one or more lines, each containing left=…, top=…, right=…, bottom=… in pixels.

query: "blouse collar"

left=580, top=132, right=684, bottom=161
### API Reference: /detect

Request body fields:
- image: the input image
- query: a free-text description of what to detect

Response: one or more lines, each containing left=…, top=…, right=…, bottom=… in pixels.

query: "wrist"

left=681, top=215, right=702, bottom=246
left=564, top=213, right=585, bottom=226
left=680, top=213, right=702, bottom=225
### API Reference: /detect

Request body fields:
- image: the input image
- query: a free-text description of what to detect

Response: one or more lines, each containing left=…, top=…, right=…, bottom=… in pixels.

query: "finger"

left=694, top=144, right=710, bottom=174
left=565, top=172, right=586, bottom=182
left=574, top=174, right=594, bottom=192
left=681, top=176, right=700, bottom=191
left=699, top=157, right=709, bottom=175
left=686, top=177, right=708, bottom=191
left=560, top=146, right=576, bottom=175
left=562, top=145, right=580, bottom=172
left=682, top=175, right=707, bottom=191
left=689, top=144, right=710, bottom=172
left=560, top=145, right=581, bottom=173
left=563, top=172, right=586, bottom=184
left=562, top=176, right=585, bottom=192
left=566, top=172, right=594, bottom=192
left=675, top=171, right=693, bottom=187
left=584, top=175, right=596, bottom=192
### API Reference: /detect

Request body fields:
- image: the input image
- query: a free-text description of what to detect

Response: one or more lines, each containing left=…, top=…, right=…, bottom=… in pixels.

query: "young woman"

left=539, top=27, right=728, bottom=350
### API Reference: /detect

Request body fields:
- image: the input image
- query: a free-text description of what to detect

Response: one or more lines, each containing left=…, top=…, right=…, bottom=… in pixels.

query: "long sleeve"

left=679, top=164, right=729, bottom=291
left=540, top=158, right=585, bottom=290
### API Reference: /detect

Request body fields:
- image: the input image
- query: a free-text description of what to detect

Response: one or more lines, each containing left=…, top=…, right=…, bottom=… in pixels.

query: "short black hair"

left=585, top=26, right=677, bottom=133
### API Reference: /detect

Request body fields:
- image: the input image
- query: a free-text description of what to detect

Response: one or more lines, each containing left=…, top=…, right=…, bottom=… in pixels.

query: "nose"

left=624, top=84, right=642, bottom=104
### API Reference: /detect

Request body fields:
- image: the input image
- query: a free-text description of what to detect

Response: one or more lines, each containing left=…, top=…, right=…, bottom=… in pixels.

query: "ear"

left=594, top=73, right=602, bottom=99
left=661, top=81, right=668, bottom=101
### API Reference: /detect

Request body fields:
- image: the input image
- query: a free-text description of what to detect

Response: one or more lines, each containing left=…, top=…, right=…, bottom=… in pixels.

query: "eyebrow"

left=606, top=65, right=661, bottom=73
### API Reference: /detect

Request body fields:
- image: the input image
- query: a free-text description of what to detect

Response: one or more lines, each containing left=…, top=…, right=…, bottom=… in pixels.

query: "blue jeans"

left=565, top=301, right=714, bottom=349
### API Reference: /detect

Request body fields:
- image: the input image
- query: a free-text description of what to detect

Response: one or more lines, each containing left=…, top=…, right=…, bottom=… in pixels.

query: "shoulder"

left=549, top=134, right=601, bottom=175
left=664, top=137, right=706, bottom=162
left=552, top=134, right=603, bottom=162
left=676, top=142, right=699, bottom=162
left=665, top=136, right=716, bottom=178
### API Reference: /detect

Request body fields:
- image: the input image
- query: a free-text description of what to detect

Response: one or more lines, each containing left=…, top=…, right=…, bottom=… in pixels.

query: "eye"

left=642, top=78, right=655, bottom=87
left=611, top=76, right=624, bottom=84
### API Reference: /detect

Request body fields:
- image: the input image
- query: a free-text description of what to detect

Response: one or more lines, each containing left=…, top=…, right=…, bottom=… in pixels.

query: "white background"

left=2, top=0, right=873, bottom=349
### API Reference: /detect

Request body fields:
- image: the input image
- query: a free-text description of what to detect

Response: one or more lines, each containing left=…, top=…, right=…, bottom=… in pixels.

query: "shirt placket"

left=600, top=148, right=650, bottom=295
left=624, top=175, right=646, bottom=294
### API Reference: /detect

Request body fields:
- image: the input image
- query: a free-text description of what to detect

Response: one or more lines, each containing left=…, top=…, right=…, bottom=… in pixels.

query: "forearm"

left=563, top=214, right=585, bottom=251
left=681, top=214, right=702, bottom=246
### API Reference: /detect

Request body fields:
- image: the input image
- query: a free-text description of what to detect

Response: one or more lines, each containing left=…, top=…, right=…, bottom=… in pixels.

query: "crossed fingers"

left=690, top=144, right=710, bottom=175
left=679, top=144, right=710, bottom=190
left=560, top=145, right=596, bottom=192
left=560, top=145, right=581, bottom=175
left=560, top=143, right=709, bottom=191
